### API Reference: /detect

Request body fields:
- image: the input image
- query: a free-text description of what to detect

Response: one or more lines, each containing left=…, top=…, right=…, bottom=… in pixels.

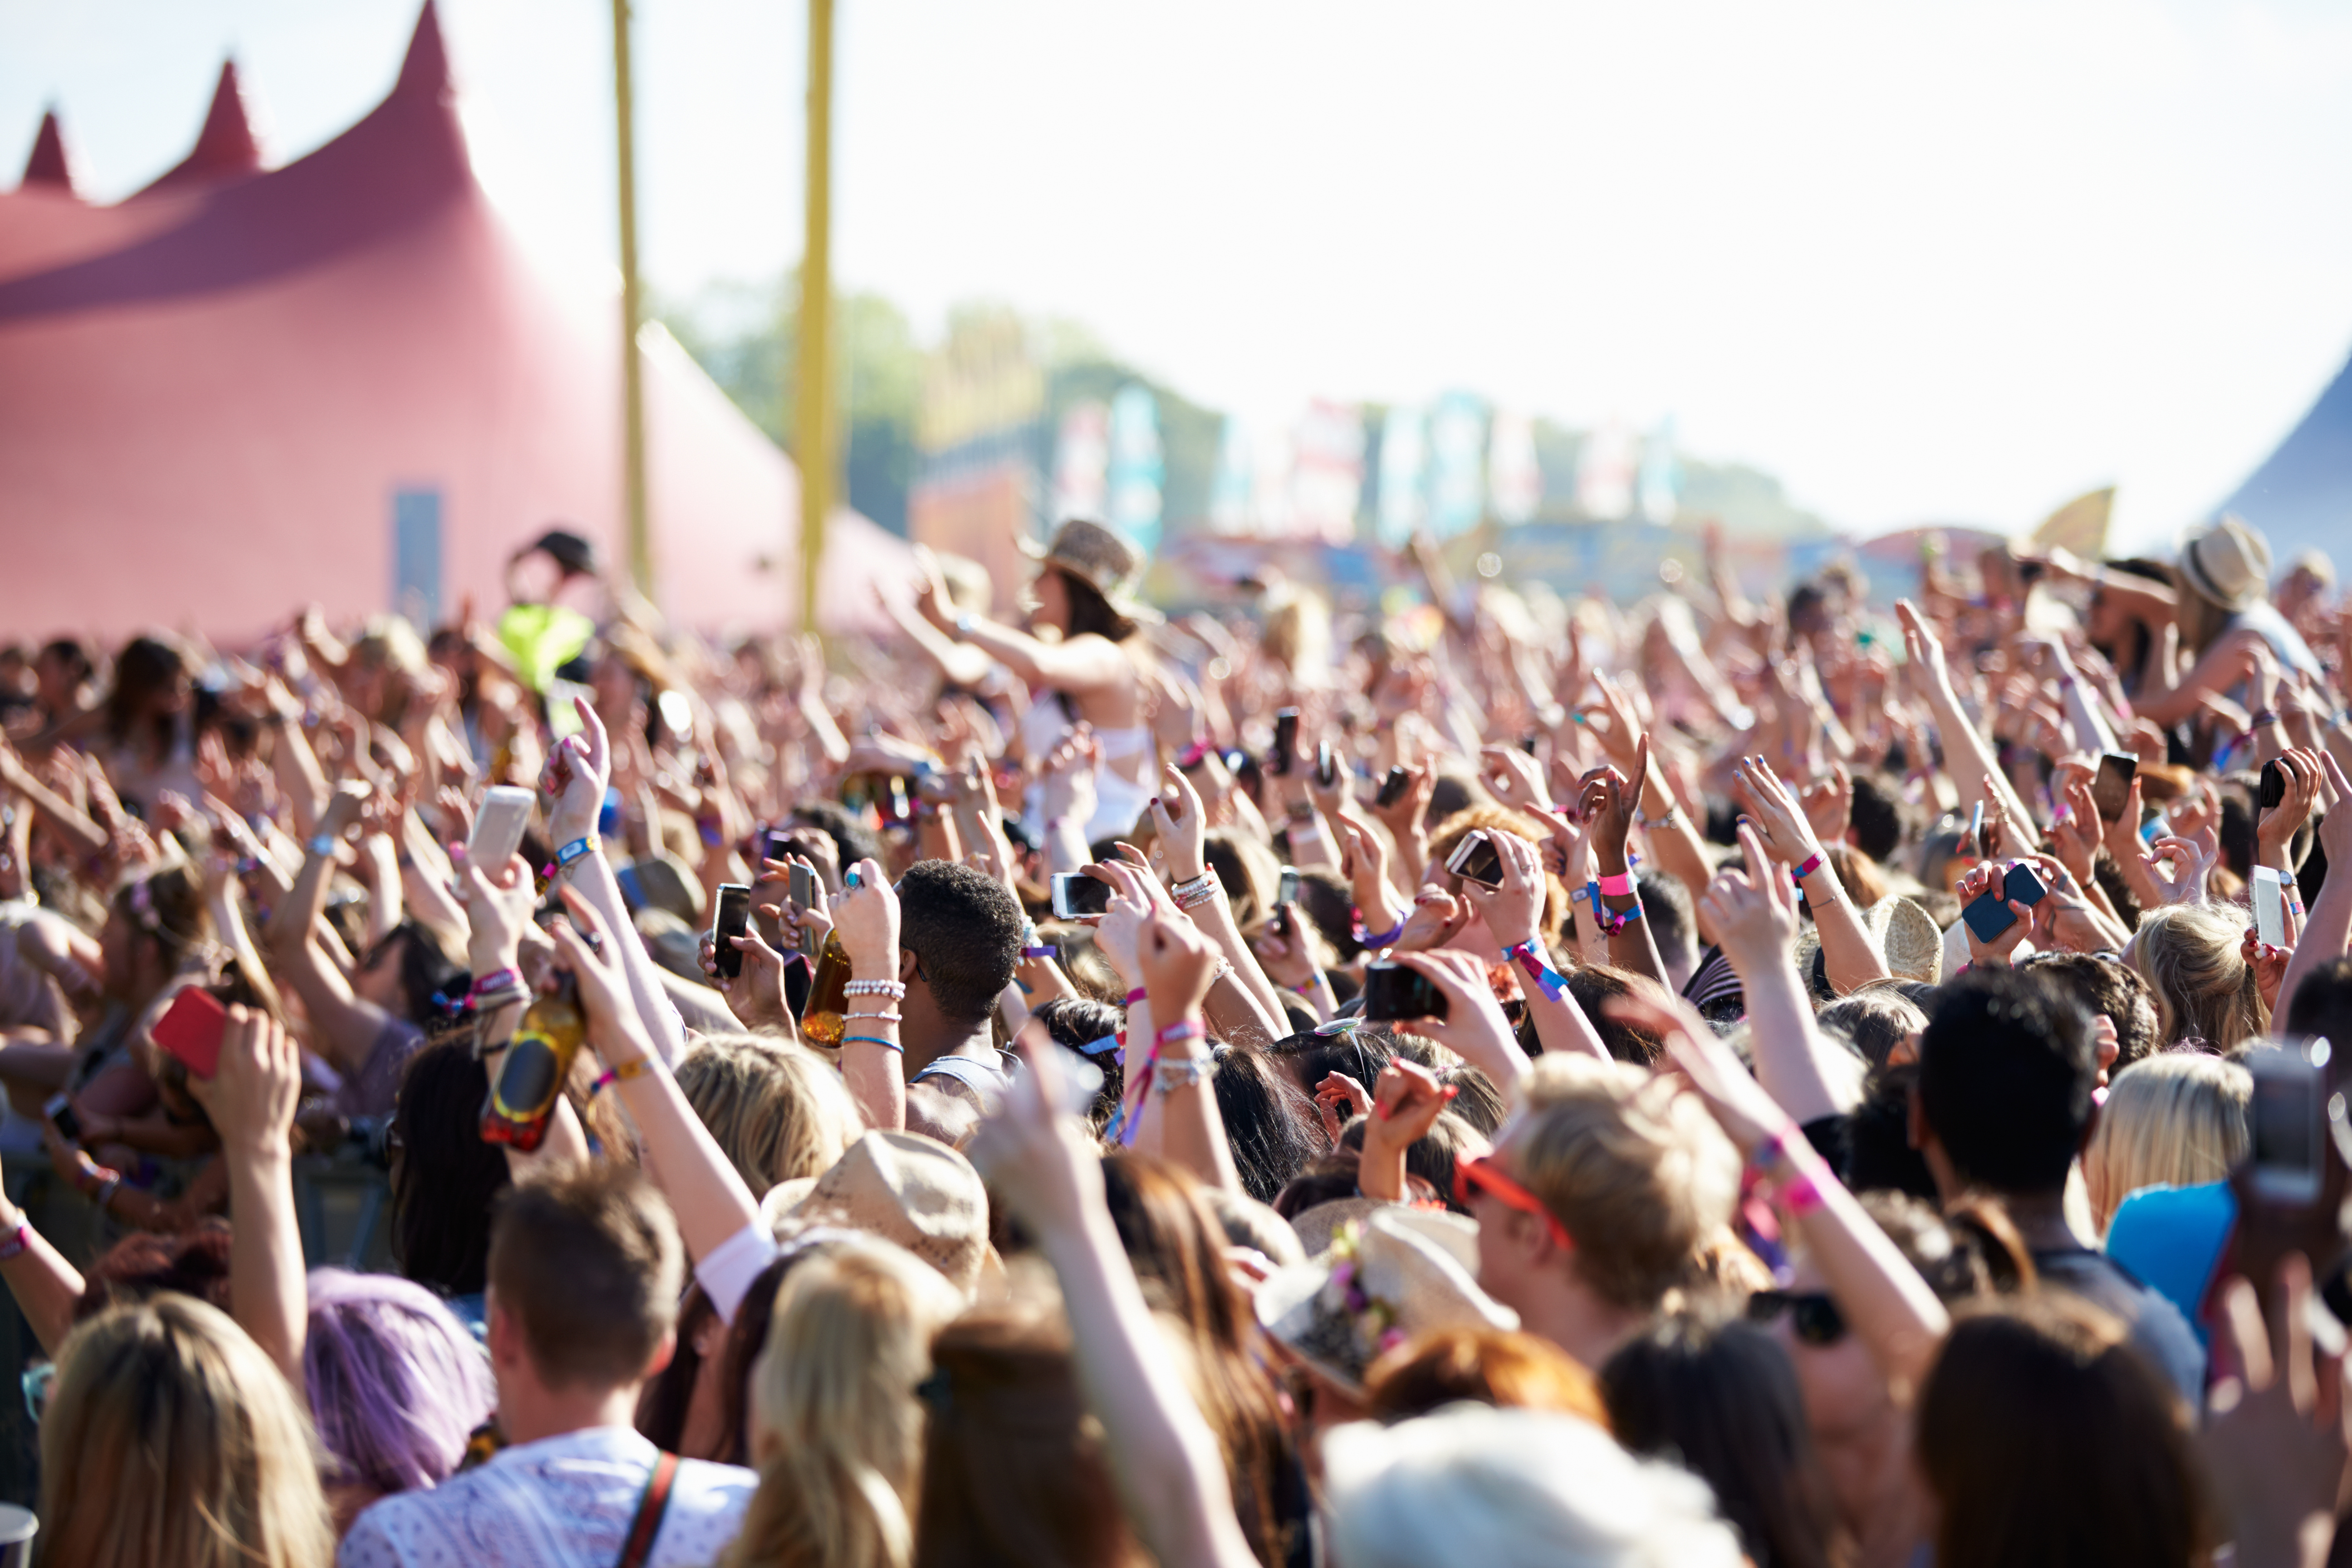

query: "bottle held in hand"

left=479, top=970, right=586, bottom=1152
left=799, top=930, right=854, bottom=1048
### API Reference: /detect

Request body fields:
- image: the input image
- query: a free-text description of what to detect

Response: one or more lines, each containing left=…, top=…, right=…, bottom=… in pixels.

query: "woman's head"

left=675, top=1034, right=862, bottom=1195
left=1028, top=996, right=1126, bottom=1130
left=103, top=863, right=210, bottom=1000
left=103, top=633, right=190, bottom=745
left=303, top=1268, right=496, bottom=1499
left=1364, top=1328, right=1605, bottom=1423
left=729, top=1236, right=963, bottom=1568
left=1205, top=1045, right=1323, bottom=1205
left=1033, top=564, right=1138, bottom=645
left=2083, top=1052, right=2250, bottom=1233
left=1599, top=1308, right=1842, bottom=1568
left=391, top=1038, right=511, bottom=1297
left=2127, top=902, right=2265, bottom=1052
left=1916, top=1293, right=2210, bottom=1568
left=41, top=1295, right=336, bottom=1568
left=352, top=921, right=465, bottom=1025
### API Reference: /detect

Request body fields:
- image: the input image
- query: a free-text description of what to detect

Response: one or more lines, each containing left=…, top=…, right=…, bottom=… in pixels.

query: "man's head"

left=897, top=860, right=1024, bottom=1029
left=1847, top=773, right=1910, bottom=864
left=1916, top=969, right=2097, bottom=1199
left=2022, top=951, right=2159, bottom=1073
left=1475, top=1055, right=1739, bottom=1326
left=486, top=1164, right=683, bottom=1397
left=2283, top=957, right=2352, bottom=1048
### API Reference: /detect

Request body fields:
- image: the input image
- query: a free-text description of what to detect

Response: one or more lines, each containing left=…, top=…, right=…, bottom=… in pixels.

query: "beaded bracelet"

left=1152, top=1055, right=1216, bottom=1094
left=1176, top=887, right=1220, bottom=911
left=1169, top=872, right=1218, bottom=902
left=843, top=979, right=906, bottom=1000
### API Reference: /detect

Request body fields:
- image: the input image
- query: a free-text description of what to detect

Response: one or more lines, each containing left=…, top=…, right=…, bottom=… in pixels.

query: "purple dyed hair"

left=303, top=1268, right=495, bottom=1496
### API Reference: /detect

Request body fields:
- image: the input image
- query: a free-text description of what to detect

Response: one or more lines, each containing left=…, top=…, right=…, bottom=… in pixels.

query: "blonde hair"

left=676, top=1034, right=863, bottom=1193
left=726, top=1237, right=964, bottom=1568
left=1511, top=1055, right=1741, bottom=1312
left=2083, top=1053, right=2250, bottom=1234
left=2127, top=903, right=2266, bottom=1052
left=40, top=1295, right=335, bottom=1568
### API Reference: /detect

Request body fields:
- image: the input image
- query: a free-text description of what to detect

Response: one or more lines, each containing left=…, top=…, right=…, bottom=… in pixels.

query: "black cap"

left=529, top=527, right=598, bottom=578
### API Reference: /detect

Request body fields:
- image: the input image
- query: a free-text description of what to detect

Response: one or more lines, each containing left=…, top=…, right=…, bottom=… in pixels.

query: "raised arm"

left=1896, top=600, right=2036, bottom=853
left=188, top=1007, right=309, bottom=1385
left=1698, top=824, right=1860, bottom=1123
left=1451, top=833, right=1606, bottom=1069
left=1735, top=757, right=1890, bottom=996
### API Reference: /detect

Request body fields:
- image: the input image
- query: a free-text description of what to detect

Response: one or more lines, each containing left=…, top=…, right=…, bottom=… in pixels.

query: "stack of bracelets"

left=1587, top=871, right=1644, bottom=936
left=1170, top=871, right=1219, bottom=911
left=841, top=978, right=907, bottom=1053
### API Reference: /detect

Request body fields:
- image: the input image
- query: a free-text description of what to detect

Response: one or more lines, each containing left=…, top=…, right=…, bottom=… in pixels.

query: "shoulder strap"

left=616, top=1450, right=681, bottom=1568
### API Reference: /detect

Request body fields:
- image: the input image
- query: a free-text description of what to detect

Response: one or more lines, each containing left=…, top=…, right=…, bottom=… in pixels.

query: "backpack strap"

left=616, top=1450, right=681, bottom=1568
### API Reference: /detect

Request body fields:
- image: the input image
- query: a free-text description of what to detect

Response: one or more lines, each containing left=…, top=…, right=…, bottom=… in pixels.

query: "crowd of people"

left=0, top=506, right=2348, bottom=1565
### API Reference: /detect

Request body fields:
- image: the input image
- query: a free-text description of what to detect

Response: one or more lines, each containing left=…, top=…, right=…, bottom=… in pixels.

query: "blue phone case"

left=2003, top=864, right=2047, bottom=907
left=1962, top=889, right=2017, bottom=943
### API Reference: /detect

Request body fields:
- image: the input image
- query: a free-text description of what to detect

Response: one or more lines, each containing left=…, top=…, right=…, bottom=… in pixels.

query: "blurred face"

left=353, top=931, right=408, bottom=1013
left=1466, top=1124, right=1554, bottom=1317
left=98, top=907, right=137, bottom=998
left=1030, top=567, right=1072, bottom=637
left=1770, top=1254, right=1894, bottom=1446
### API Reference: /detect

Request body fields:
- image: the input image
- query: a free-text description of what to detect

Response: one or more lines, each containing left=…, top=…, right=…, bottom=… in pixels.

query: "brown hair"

left=1916, top=1293, right=2210, bottom=1568
left=487, top=1163, right=682, bottom=1390
left=1364, top=1328, right=1606, bottom=1425
left=1427, top=804, right=1570, bottom=942
left=913, top=1311, right=1145, bottom=1568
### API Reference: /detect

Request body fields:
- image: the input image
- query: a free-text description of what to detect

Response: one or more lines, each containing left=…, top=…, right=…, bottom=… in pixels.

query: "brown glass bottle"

left=479, top=971, right=585, bottom=1152
left=799, top=930, right=852, bottom=1047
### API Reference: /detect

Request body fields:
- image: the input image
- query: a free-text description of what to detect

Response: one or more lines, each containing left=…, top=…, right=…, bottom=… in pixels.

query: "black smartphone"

left=713, top=882, right=752, bottom=980
left=1446, top=829, right=1504, bottom=888
left=1376, top=766, right=1411, bottom=808
left=787, top=863, right=818, bottom=958
left=2261, top=758, right=2288, bottom=811
left=1361, top=961, right=1449, bottom=1023
left=2002, top=862, right=2047, bottom=909
left=2092, top=752, right=2137, bottom=823
left=1269, top=709, right=1299, bottom=776
left=1277, top=865, right=1301, bottom=908
left=44, top=1092, right=81, bottom=1146
left=1315, top=744, right=1337, bottom=789
left=1051, top=872, right=1114, bottom=919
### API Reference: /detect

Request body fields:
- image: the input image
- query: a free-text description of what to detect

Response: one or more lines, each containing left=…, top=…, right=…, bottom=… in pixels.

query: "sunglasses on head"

left=1747, top=1289, right=1847, bottom=1347
left=1453, top=1153, right=1574, bottom=1252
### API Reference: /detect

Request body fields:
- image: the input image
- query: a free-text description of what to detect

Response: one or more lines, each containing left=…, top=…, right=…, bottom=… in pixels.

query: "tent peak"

left=19, top=108, right=76, bottom=195
left=140, top=61, right=264, bottom=195
left=392, top=1, right=451, bottom=103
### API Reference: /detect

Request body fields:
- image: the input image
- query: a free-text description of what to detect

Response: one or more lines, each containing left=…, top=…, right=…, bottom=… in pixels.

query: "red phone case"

left=153, top=987, right=228, bottom=1079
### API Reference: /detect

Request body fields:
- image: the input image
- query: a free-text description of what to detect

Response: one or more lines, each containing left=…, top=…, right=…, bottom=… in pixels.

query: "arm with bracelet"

left=1579, top=742, right=1669, bottom=990
left=1127, top=912, right=1242, bottom=1195
left=831, top=859, right=909, bottom=1135
left=0, top=1186, right=87, bottom=1358
left=1456, top=833, right=1609, bottom=1067
left=1735, top=756, right=1889, bottom=996
left=1149, top=767, right=1289, bottom=1038
left=463, top=853, right=589, bottom=1174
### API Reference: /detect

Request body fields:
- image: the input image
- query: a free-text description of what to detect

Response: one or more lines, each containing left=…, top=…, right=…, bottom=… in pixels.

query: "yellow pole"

left=612, top=0, right=652, bottom=602
left=795, top=0, right=836, bottom=635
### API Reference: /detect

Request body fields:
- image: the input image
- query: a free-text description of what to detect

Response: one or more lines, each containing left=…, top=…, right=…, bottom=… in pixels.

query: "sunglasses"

left=1453, top=1153, right=1574, bottom=1253
left=1747, top=1289, right=1847, bottom=1347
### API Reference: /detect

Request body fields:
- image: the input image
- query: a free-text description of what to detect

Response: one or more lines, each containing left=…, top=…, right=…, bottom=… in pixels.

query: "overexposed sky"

left=6, top=0, right=2352, bottom=548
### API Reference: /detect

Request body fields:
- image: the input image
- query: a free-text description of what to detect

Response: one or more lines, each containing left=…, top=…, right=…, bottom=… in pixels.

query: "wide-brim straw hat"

left=1017, top=518, right=1161, bottom=622
left=1257, top=1207, right=1518, bottom=1394
left=2176, top=514, right=2273, bottom=613
left=758, top=1130, right=989, bottom=1297
left=1790, top=893, right=1944, bottom=990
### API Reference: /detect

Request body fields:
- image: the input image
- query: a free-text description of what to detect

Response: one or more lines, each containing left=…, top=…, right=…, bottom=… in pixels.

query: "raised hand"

left=1149, top=762, right=1210, bottom=883
left=1731, top=755, right=1824, bottom=869
left=830, top=857, right=902, bottom=984
left=1455, top=828, right=1545, bottom=951
left=1699, top=823, right=1802, bottom=975
left=1313, top=1071, right=1371, bottom=1144
left=2144, top=832, right=2216, bottom=907
left=1478, top=744, right=1553, bottom=814
left=1954, top=861, right=2033, bottom=964
left=1136, top=907, right=1220, bottom=1020
left=542, top=694, right=612, bottom=847
left=1387, top=949, right=1526, bottom=1089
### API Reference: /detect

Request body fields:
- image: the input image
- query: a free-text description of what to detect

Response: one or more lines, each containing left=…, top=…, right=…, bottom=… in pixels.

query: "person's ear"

left=642, top=1324, right=677, bottom=1381
left=485, top=1291, right=527, bottom=1374
left=899, top=947, right=920, bottom=986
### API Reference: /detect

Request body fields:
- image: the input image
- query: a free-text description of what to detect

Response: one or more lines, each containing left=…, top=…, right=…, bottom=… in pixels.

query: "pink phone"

left=153, top=987, right=228, bottom=1079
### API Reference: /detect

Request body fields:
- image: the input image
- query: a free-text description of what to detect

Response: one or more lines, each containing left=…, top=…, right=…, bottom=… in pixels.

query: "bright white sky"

left=7, top=0, right=2352, bottom=549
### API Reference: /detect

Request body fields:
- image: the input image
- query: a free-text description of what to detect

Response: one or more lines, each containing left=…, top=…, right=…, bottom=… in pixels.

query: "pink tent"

left=0, top=2, right=906, bottom=643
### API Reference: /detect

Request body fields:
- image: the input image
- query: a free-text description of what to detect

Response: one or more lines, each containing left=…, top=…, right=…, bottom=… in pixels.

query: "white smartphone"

left=2247, top=1042, right=2326, bottom=1206
left=2254, top=866, right=2288, bottom=948
left=469, top=785, right=537, bottom=875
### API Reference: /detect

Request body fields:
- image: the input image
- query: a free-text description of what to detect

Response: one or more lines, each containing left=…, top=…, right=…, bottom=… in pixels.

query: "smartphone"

left=1520, top=733, right=1539, bottom=756
left=1376, top=766, right=1411, bottom=808
left=762, top=828, right=794, bottom=867
left=1361, top=961, right=1449, bottom=1023
left=788, top=863, right=819, bottom=958
left=1269, top=709, right=1300, bottom=777
left=2091, top=752, right=2137, bottom=824
left=1961, top=800, right=1985, bottom=860
left=713, top=882, right=752, bottom=980
left=43, top=1093, right=81, bottom=1146
left=2261, top=758, right=2288, bottom=811
left=2255, top=866, right=2288, bottom=947
left=2248, top=1044, right=2326, bottom=1205
left=2002, top=863, right=2047, bottom=909
left=1315, top=744, right=1337, bottom=789
left=1446, top=830, right=1504, bottom=888
left=469, top=784, right=535, bottom=874
left=153, top=986, right=229, bottom=1079
left=1277, top=866, right=1302, bottom=909
left=1051, top=872, right=1114, bottom=920
left=1962, top=883, right=2019, bottom=945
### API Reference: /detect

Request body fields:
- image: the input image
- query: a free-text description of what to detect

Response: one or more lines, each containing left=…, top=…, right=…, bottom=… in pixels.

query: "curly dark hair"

left=897, top=860, right=1024, bottom=1027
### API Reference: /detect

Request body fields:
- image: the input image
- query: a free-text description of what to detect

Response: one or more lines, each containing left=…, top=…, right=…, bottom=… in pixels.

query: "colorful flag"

left=1376, top=407, right=1428, bottom=547
left=1105, top=386, right=1163, bottom=555
left=1428, top=392, right=1487, bottom=539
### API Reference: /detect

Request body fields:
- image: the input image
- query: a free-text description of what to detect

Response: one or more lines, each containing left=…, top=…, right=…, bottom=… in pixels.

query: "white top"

left=337, top=1426, right=755, bottom=1568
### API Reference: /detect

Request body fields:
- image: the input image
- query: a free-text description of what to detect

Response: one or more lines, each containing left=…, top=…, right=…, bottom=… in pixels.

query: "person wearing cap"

left=497, top=526, right=604, bottom=696
left=911, top=518, right=1162, bottom=842
left=2135, top=513, right=2321, bottom=727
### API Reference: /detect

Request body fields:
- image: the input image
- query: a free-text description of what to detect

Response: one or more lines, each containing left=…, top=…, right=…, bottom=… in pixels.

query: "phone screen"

left=1269, top=710, right=1299, bottom=776
left=713, top=883, right=752, bottom=979
left=2255, top=867, right=2288, bottom=946
left=43, top=1093, right=81, bottom=1145
left=1361, top=962, right=1448, bottom=1023
left=2261, top=759, right=2288, bottom=811
left=2250, top=1055, right=2322, bottom=1202
left=1447, top=831, right=1504, bottom=888
left=1051, top=873, right=1113, bottom=920
left=2092, top=753, right=2137, bottom=824
left=788, top=864, right=818, bottom=957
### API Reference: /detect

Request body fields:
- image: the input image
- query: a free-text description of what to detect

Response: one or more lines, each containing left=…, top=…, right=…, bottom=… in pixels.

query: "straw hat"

left=1017, top=518, right=1160, bottom=622
left=758, top=1130, right=989, bottom=1296
left=2177, top=515, right=2272, bottom=612
left=1257, top=1207, right=1519, bottom=1393
left=1790, top=894, right=1944, bottom=990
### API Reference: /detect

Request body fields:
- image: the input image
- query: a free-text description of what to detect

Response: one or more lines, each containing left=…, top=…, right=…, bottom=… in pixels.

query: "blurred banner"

left=1428, top=392, right=1487, bottom=539
left=1576, top=419, right=1637, bottom=521
left=1050, top=400, right=1109, bottom=524
left=1638, top=416, right=1681, bottom=524
left=1210, top=415, right=1253, bottom=534
left=1291, top=398, right=1365, bottom=544
left=1377, top=406, right=1428, bottom=547
left=1106, top=384, right=1164, bottom=555
left=1487, top=409, right=1540, bottom=526
left=911, top=309, right=1044, bottom=614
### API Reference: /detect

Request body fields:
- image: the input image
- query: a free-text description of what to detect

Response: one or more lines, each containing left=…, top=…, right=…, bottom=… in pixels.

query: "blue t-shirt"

left=2104, top=1181, right=2236, bottom=1352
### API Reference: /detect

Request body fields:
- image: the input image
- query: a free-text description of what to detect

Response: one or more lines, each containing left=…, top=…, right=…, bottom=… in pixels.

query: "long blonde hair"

left=40, top=1295, right=335, bottom=1568
left=2127, top=904, right=2266, bottom=1052
left=725, top=1237, right=964, bottom=1568
left=675, top=1034, right=863, bottom=1194
left=2083, top=1052, right=2251, bottom=1233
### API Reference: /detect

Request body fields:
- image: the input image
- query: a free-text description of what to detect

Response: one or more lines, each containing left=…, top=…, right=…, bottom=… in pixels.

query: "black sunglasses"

left=1747, top=1289, right=1847, bottom=1348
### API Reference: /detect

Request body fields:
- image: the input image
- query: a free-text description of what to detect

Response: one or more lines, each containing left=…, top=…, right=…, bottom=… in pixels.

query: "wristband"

left=1596, top=871, right=1637, bottom=899
left=1023, top=945, right=1058, bottom=959
left=556, top=837, right=594, bottom=867
left=308, top=833, right=336, bottom=858
left=1078, top=1034, right=1122, bottom=1058
left=1592, top=901, right=1643, bottom=936
left=1350, top=907, right=1405, bottom=947
left=1152, top=1055, right=1216, bottom=1093
left=467, top=969, right=520, bottom=1004
left=1169, top=872, right=1217, bottom=902
left=843, top=979, right=907, bottom=999
left=1124, top=987, right=1149, bottom=1008
left=1155, top=1020, right=1206, bottom=1048
left=843, top=1009, right=903, bottom=1024
left=2249, top=710, right=2280, bottom=728
left=1501, top=940, right=1569, bottom=1002
left=1636, top=808, right=1680, bottom=831
left=0, top=1222, right=29, bottom=1263
left=840, top=1034, right=905, bottom=1053
left=1792, top=850, right=1824, bottom=880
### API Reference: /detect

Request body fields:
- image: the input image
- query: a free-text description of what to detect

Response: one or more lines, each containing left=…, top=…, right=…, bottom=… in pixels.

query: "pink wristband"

left=1125, top=988, right=1148, bottom=1006
left=1793, top=850, right=1824, bottom=880
left=1596, top=871, right=1637, bottom=899
left=1155, top=1020, right=1205, bottom=1048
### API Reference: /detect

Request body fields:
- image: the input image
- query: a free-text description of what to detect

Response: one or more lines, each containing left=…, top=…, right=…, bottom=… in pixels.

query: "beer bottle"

left=479, top=970, right=586, bottom=1152
left=799, top=930, right=853, bottom=1048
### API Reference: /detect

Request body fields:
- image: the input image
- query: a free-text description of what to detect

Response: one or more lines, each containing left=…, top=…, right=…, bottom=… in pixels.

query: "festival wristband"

left=1125, top=987, right=1148, bottom=1007
left=1793, top=850, right=1824, bottom=880
left=840, top=1035, right=905, bottom=1053
left=1596, top=871, right=1637, bottom=899
left=1155, top=1020, right=1206, bottom=1049
left=1502, top=940, right=1568, bottom=1002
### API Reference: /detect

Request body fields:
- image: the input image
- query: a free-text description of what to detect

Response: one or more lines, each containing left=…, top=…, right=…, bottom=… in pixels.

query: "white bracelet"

left=1169, top=871, right=1217, bottom=902
left=843, top=979, right=906, bottom=1000
left=1153, top=1056, right=1217, bottom=1094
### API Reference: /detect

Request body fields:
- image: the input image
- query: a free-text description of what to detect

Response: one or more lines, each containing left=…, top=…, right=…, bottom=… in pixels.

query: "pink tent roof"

left=0, top=2, right=906, bottom=643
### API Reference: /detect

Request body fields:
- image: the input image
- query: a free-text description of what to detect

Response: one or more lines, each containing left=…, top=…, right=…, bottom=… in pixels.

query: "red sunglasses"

left=1454, top=1153, right=1575, bottom=1253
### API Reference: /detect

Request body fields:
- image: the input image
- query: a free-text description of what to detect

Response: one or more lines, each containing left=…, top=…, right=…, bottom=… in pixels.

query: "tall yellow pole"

left=795, top=0, right=836, bottom=634
left=613, top=0, right=652, bottom=601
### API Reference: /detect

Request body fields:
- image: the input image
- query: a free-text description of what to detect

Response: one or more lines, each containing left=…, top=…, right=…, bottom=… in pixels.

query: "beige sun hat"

left=1257, top=1207, right=1518, bottom=1393
left=758, top=1130, right=989, bottom=1297
left=1285, top=1196, right=1386, bottom=1261
left=1791, top=894, right=1945, bottom=990
left=1017, top=518, right=1161, bottom=622
left=2177, top=514, right=2273, bottom=613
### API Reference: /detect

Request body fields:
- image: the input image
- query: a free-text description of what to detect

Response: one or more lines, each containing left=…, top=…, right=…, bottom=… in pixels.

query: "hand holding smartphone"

left=1361, top=961, right=1450, bottom=1023
left=712, top=882, right=752, bottom=980
left=1051, top=872, right=1114, bottom=920
left=153, top=986, right=230, bottom=1078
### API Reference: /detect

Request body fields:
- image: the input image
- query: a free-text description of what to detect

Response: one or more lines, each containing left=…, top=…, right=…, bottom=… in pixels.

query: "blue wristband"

left=556, top=837, right=593, bottom=867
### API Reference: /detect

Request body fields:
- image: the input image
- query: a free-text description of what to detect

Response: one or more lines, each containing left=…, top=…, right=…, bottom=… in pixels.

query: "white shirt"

left=337, top=1426, right=756, bottom=1568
